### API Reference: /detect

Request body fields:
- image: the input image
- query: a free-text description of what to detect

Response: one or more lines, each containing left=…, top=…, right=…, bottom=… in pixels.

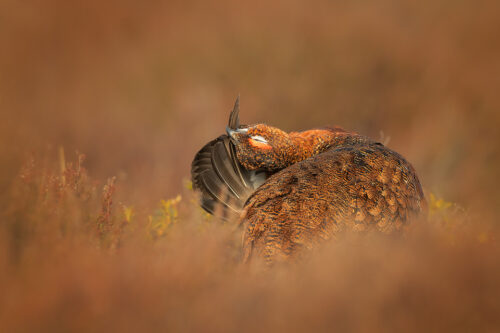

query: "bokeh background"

left=1, top=0, right=499, bottom=331
left=2, top=0, right=499, bottom=212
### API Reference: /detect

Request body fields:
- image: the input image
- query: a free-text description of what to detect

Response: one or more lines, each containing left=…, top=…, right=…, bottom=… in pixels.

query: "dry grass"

left=1, top=0, right=500, bottom=331
left=0, top=149, right=499, bottom=332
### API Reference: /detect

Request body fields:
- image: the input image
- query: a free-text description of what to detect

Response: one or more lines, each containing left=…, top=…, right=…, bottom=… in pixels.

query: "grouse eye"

left=248, top=135, right=272, bottom=150
left=250, top=135, right=268, bottom=144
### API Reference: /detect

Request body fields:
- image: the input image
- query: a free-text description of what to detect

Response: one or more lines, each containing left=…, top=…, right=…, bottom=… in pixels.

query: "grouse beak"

left=226, top=126, right=236, bottom=138
left=226, top=126, right=248, bottom=142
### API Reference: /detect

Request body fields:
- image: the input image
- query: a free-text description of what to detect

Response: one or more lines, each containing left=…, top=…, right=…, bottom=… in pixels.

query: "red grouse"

left=191, top=98, right=426, bottom=263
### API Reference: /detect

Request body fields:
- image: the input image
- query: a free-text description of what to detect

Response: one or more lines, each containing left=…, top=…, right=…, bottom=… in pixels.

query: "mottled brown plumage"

left=191, top=98, right=426, bottom=263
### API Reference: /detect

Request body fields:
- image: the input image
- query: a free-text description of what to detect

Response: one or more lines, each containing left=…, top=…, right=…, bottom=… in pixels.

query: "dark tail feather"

left=191, top=135, right=257, bottom=218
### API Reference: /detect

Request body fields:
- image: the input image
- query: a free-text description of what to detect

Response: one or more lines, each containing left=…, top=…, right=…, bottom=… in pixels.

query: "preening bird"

left=191, top=98, right=426, bottom=263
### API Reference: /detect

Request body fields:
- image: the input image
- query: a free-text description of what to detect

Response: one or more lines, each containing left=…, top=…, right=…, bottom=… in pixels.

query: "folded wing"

left=191, top=134, right=267, bottom=218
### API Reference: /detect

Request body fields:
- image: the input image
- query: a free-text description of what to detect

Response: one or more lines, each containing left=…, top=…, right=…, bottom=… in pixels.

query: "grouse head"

left=227, top=124, right=295, bottom=171
left=225, top=97, right=296, bottom=171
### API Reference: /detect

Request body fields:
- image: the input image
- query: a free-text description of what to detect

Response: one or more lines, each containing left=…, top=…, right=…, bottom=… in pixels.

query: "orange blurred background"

left=1, top=1, right=500, bottom=331
left=2, top=0, right=499, bottom=214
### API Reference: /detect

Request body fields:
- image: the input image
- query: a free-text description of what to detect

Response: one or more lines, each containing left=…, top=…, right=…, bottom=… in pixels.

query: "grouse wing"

left=191, top=135, right=267, bottom=218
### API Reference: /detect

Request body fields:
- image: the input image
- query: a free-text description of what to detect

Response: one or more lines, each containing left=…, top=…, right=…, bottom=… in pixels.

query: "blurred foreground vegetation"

left=0, top=151, right=498, bottom=332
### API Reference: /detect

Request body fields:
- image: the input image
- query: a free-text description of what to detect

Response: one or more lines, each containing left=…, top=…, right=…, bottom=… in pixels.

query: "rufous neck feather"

left=288, top=128, right=354, bottom=163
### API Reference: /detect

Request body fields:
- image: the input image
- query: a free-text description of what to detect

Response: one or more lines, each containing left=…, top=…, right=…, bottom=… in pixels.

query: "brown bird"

left=191, top=98, right=426, bottom=263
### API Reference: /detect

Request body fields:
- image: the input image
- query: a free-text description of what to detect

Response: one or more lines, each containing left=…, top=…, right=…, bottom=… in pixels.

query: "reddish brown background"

left=2, top=0, right=499, bottom=213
